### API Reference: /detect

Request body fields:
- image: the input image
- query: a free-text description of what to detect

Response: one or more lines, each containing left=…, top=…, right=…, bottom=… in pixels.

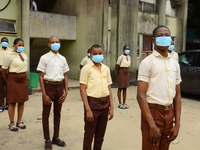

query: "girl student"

left=2, top=38, right=28, bottom=131
left=115, top=45, right=131, bottom=109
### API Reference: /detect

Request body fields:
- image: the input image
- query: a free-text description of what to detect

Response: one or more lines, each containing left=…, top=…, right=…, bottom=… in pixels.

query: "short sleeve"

left=116, top=56, right=123, bottom=65
left=2, top=55, right=12, bottom=69
left=80, top=57, right=86, bottom=66
left=107, top=68, right=112, bottom=85
left=36, top=56, right=46, bottom=73
left=79, top=67, right=89, bottom=85
left=176, top=63, right=182, bottom=85
left=63, top=59, right=70, bottom=73
left=137, top=60, right=150, bottom=83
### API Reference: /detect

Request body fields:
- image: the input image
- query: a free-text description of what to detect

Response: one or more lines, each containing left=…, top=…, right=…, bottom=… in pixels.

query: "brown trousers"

left=42, top=82, right=64, bottom=140
left=0, top=69, right=6, bottom=106
left=83, top=97, right=110, bottom=150
left=141, top=106, right=174, bottom=150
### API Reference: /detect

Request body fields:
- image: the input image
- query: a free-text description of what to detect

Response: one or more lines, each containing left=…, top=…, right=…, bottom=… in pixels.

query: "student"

left=80, top=49, right=91, bottom=69
left=115, top=45, right=131, bottom=109
left=80, top=44, right=114, bottom=150
left=0, top=37, right=12, bottom=112
left=2, top=38, right=28, bottom=131
left=137, top=25, right=182, bottom=150
left=37, top=36, right=69, bottom=150
left=168, top=42, right=179, bottom=61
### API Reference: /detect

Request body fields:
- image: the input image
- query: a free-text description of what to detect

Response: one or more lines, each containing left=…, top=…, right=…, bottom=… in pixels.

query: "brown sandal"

left=52, top=137, right=66, bottom=147
left=16, top=122, right=26, bottom=129
left=45, top=140, right=52, bottom=150
left=8, top=124, right=18, bottom=132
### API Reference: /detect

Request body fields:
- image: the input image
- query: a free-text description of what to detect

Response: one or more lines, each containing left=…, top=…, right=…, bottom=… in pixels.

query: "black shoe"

left=0, top=106, right=4, bottom=112
left=4, top=105, right=8, bottom=110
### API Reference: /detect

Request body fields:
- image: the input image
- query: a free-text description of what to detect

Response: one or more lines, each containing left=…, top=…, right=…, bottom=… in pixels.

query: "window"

left=179, top=53, right=196, bottom=67
left=0, top=20, right=16, bottom=34
left=139, top=0, right=157, bottom=12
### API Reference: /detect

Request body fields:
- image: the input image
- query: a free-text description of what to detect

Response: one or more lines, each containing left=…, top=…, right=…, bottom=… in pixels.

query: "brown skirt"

left=7, top=72, right=28, bottom=103
left=117, top=67, right=130, bottom=88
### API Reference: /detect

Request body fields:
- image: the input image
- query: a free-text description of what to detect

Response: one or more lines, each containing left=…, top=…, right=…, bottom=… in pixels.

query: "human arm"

left=2, top=69, right=8, bottom=82
left=167, top=84, right=181, bottom=141
left=108, top=85, right=114, bottom=120
left=58, top=73, right=68, bottom=104
left=80, top=83, right=94, bottom=123
left=38, top=71, right=52, bottom=105
left=137, top=81, right=161, bottom=145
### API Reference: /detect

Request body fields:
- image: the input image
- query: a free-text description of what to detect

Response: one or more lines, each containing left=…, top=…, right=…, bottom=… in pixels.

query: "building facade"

left=0, top=0, right=188, bottom=82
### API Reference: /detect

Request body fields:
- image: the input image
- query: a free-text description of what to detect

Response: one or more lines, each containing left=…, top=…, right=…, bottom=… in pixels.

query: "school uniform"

left=169, top=51, right=179, bottom=61
left=0, top=47, right=12, bottom=106
left=138, top=50, right=181, bottom=150
left=37, top=51, right=69, bottom=140
left=80, top=56, right=91, bottom=67
left=79, top=61, right=112, bottom=150
left=116, top=54, right=131, bottom=88
left=2, top=51, right=28, bottom=103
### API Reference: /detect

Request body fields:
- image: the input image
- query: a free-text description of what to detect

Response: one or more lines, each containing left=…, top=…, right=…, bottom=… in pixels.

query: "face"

left=1, top=39, right=8, bottom=43
left=48, top=36, right=60, bottom=47
left=152, top=27, right=171, bottom=51
left=14, top=41, right=24, bottom=50
left=123, top=46, right=130, bottom=51
left=91, top=47, right=103, bottom=57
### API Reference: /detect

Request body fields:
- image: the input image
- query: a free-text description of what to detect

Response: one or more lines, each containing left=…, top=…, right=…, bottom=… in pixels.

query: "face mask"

left=155, top=37, right=172, bottom=47
left=17, top=46, right=24, bottom=52
left=92, top=55, right=104, bottom=63
left=87, top=53, right=91, bottom=57
left=1, top=42, right=8, bottom=47
left=51, top=43, right=60, bottom=51
left=124, top=50, right=130, bottom=55
left=168, top=45, right=174, bottom=51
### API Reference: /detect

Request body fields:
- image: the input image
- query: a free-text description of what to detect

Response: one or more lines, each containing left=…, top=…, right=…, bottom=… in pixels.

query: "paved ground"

left=0, top=84, right=200, bottom=150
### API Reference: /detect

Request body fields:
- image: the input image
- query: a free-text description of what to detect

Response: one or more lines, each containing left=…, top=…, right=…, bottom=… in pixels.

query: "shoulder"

left=58, top=53, right=67, bottom=61
left=102, top=63, right=110, bottom=71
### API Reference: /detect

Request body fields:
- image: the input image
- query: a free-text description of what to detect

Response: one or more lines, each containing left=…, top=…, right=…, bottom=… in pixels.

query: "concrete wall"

left=0, top=0, right=19, bottom=45
left=30, top=11, right=76, bottom=40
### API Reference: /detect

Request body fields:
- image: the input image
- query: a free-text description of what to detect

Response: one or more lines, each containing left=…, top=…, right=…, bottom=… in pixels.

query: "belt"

left=148, top=103, right=172, bottom=111
left=44, top=80, right=63, bottom=85
left=88, top=96, right=108, bottom=101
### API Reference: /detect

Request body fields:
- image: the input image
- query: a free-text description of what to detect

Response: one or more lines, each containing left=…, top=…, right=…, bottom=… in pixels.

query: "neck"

left=51, top=50, right=58, bottom=54
left=2, top=47, right=7, bottom=50
left=155, top=49, right=168, bottom=58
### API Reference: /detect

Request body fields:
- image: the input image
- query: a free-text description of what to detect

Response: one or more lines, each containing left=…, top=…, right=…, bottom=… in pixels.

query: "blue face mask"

left=155, top=37, right=172, bottom=47
left=17, top=46, right=24, bottom=52
left=92, top=55, right=104, bottom=63
left=1, top=42, right=8, bottom=47
left=168, top=45, right=174, bottom=51
left=87, top=53, right=91, bottom=57
left=51, top=43, right=60, bottom=51
left=124, top=50, right=130, bottom=55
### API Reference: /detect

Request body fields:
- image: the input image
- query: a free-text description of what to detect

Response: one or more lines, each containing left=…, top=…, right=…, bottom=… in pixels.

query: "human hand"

left=167, top=125, right=180, bottom=142
left=149, top=126, right=161, bottom=146
left=58, top=92, right=68, bottom=104
left=86, top=110, right=94, bottom=123
left=42, top=94, right=52, bottom=105
left=108, top=108, right=114, bottom=120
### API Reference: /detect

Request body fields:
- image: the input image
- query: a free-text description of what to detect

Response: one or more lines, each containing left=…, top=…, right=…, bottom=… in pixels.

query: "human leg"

left=117, top=88, right=122, bottom=104
left=8, top=103, right=18, bottom=131
left=16, top=102, right=26, bottom=129
left=0, top=70, right=5, bottom=111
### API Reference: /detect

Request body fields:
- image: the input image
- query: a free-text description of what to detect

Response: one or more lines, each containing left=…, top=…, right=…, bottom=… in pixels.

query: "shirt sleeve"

left=137, top=60, right=150, bottom=83
left=116, top=56, right=122, bottom=65
left=79, top=67, right=89, bottom=85
left=2, top=55, right=12, bottom=69
left=80, top=57, right=86, bottom=66
left=63, top=59, right=70, bottom=73
left=176, top=63, right=182, bottom=85
left=107, top=68, right=112, bottom=85
left=36, top=56, right=46, bottom=73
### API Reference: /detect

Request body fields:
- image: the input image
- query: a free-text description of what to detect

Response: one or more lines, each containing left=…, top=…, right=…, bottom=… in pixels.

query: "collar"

left=49, top=50, right=60, bottom=56
left=152, top=50, right=171, bottom=59
left=0, top=46, right=8, bottom=50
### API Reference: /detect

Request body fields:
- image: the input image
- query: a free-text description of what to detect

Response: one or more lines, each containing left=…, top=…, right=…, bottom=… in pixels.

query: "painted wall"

left=0, top=0, right=19, bottom=46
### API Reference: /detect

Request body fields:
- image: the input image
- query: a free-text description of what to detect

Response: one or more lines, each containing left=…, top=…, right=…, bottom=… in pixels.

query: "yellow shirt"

left=0, top=46, right=12, bottom=65
left=80, top=56, right=91, bottom=66
left=138, top=50, right=181, bottom=106
left=170, top=51, right=179, bottom=61
left=79, top=61, right=112, bottom=98
left=116, top=54, right=131, bottom=67
left=2, top=52, right=28, bottom=73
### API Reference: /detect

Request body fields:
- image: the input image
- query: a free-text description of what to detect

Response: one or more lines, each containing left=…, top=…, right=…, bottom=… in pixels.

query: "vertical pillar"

left=182, top=0, right=188, bottom=52
left=21, top=0, right=30, bottom=74
left=158, top=0, right=166, bottom=25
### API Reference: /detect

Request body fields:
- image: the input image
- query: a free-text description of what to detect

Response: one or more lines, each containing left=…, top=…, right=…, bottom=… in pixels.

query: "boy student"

left=0, top=37, right=12, bottom=112
left=80, top=48, right=91, bottom=69
left=137, top=26, right=182, bottom=150
left=79, top=44, right=114, bottom=150
left=37, top=36, right=69, bottom=150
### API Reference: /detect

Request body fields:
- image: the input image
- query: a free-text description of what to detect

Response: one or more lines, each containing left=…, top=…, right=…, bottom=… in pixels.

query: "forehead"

left=1, top=39, right=8, bottom=42
left=49, top=37, right=60, bottom=43
left=91, top=47, right=103, bottom=53
left=16, top=41, right=24, bottom=45
left=155, top=27, right=170, bottom=35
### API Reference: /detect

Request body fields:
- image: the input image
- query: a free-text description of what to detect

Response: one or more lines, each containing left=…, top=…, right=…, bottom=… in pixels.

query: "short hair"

left=90, top=44, right=102, bottom=52
left=1, top=37, right=8, bottom=42
left=13, top=38, right=24, bottom=45
left=152, top=25, right=171, bottom=37
left=123, top=45, right=129, bottom=50
left=87, top=49, right=91, bottom=53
